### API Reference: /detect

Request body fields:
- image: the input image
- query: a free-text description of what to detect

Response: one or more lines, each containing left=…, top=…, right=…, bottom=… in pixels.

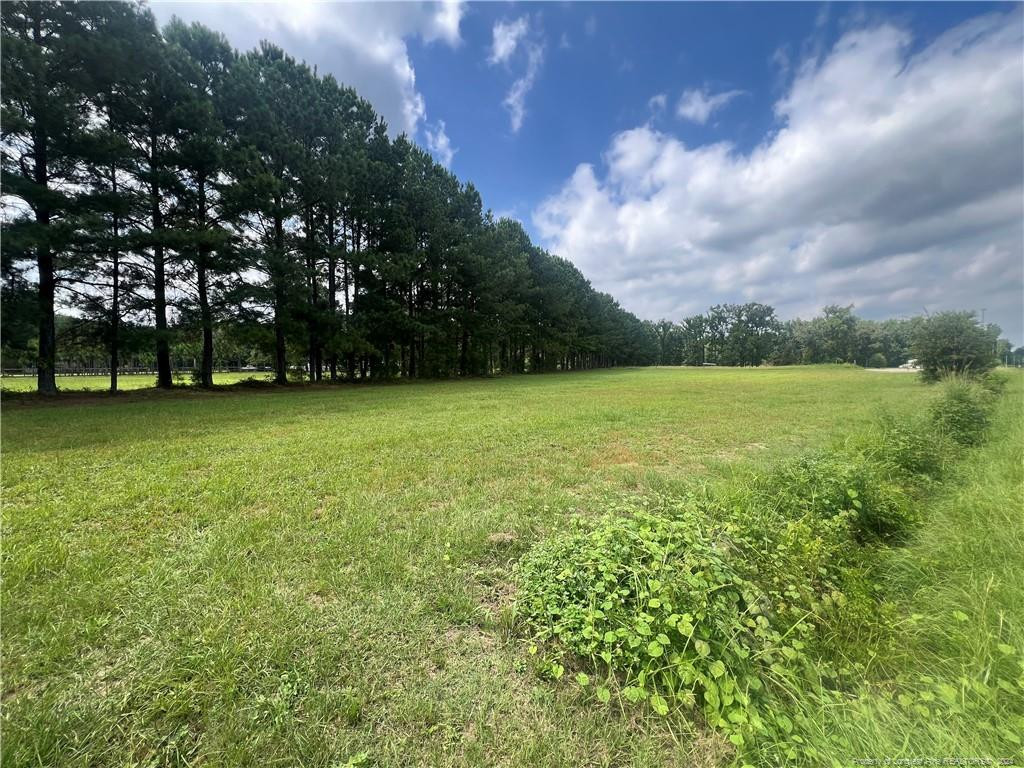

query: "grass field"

left=1, top=366, right=1019, bottom=766
left=0, top=371, right=272, bottom=392
left=814, top=379, right=1024, bottom=759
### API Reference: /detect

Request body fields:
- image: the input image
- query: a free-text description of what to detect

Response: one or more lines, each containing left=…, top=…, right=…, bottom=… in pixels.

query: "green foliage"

left=516, top=499, right=807, bottom=754
left=912, top=311, right=999, bottom=382
left=752, top=451, right=916, bottom=543
left=929, top=374, right=992, bottom=446
left=849, top=411, right=949, bottom=481
left=515, top=372, right=1012, bottom=764
left=866, top=352, right=888, bottom=368
left=978, top=369, right=1008, bottom=397
left=792, top=383, right=1024, bottom=763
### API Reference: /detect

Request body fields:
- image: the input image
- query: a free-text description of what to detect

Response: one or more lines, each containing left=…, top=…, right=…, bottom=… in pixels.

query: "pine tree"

left=164, top=19, right=236, bottom=387
left=1, top=2, right=122, bottom=392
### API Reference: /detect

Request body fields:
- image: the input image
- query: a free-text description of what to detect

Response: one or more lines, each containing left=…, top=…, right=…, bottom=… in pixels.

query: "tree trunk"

left=274, top=307, right=287, bottom=385
left=197, top=179, right=214, bottom=388
left=110, top=204, right=120, bottom=393
left=32, top=14, right=56, bottom=396
left=273, top=208, right=288, bottom=385
left=408, top=284, right=416, bottom=378
left=198, top=260, right=214, bottom=387
left=459, top=327, right=469, bottom=377
left=327, top=210, right=338, bottom=381
left=36, top=234, right=57, bottom=395
left=150, top=121, right=172, bottom=388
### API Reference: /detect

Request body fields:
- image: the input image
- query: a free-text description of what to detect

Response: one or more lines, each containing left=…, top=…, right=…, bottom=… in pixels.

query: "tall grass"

left=805, top=377, right=1024, bottom=761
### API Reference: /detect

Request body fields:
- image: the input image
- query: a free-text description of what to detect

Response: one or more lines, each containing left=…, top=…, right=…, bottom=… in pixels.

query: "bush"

left=848, top=412, right=949, bottom=481
left=929, top=375, right=991, bottom=446
left=866, top=352, right=888, bottom=368
left=753, top=452, right=916, bottom=543
left=978, top=369, right=1008, bottom=397
left=515, top=499, right=808, bottom=751
left=911, top=311, right=998, bottom=382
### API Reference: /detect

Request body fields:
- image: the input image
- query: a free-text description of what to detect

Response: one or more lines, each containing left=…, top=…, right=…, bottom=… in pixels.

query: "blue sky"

left=411, top=3, right=1010, bottom=220
left=151, top=2, right=1024, bottom=340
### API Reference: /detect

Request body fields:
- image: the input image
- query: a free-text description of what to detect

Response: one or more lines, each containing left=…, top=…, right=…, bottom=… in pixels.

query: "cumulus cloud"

left=534, top=12, right=1024, bottom=339
left=676, top=87, right=744, bottom=124
left=648, top=93, right=668, bottom=113
left=424, top=120, right=456, bottom=168
left=150, top=1, right=464, bottom=137
left=488, top=16, right=544, bottom=133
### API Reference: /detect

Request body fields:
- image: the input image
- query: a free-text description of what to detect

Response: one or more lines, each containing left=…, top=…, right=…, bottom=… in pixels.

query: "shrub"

left=929, top=375, right=991, bottom=446
left=753, top=452, right=916, bottom=543
left=515, top=499, right=809, bottom=751
left=978, top=369, right=1008, bottom=397
left=848, top=412, right=949, bottom=481
left=911, top=311, right=998, bottom=382
left=866, top=352, right=888, bottom=368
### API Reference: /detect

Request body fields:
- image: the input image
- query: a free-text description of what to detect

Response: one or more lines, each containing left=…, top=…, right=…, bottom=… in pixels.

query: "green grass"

left=807, top=377, right=1024, bottom=761
left=1, top=366, right=1017, bottom=767
left=0, top=371, right=272, bottom=392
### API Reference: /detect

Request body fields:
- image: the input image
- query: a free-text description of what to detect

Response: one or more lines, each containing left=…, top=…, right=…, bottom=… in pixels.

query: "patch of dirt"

left=589, top=441, right=640, bottom=468
left=480, top=580, right=517, bottom=617
left=443, top=626, right=497, bottom=652
left=486, top=531, right=517, bottom=546
left=714, top=441, right=770, bottom=462
left=307, top=591, right=332, bottom=609
left=675, top=728, right=734, bottom=768
left=87, top=660, right=123, bottom=698
left=1, top=680, right=43, bottom=704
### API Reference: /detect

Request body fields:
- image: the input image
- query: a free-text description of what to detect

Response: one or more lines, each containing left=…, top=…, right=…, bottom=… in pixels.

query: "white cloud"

left=503, top=43, right=544, bottom=133
left=534, top=12, right=1024, bottom=339
left=150, top=1, right=465, bottom=137
left=427, top=0, right=465, bottom=47
left=648, top=93, right=667, bottom=113
left=489, top=17, right=528, bottom=65
left=676, top=87, right=744, bottom=124
left=488, top=16, right=544, bottom=133
left=424, top=120, right=456, bottom=168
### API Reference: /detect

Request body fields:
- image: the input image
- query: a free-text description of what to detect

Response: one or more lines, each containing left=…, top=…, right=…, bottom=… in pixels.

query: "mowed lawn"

left=1, top=371, right=272, bottom=392
left=1, top=367, right=926, bottom=767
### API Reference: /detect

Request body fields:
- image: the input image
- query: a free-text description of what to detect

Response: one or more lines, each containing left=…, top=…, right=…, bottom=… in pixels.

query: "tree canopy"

left=1, top=2, right=657, bottom=391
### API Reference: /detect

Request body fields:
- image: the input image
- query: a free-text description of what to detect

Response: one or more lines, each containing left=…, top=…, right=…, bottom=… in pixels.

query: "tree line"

left=652, top=303, right=1015, bottom=374
left=3, top=3, right=1017, bottom=393
left=1, top=1, right=657, bottom=394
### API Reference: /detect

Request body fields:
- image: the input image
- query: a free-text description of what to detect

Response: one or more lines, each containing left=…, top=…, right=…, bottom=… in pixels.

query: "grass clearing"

left=1, top=366, right=1018, bottom=766
left=0, top=371, right=272, bottom=393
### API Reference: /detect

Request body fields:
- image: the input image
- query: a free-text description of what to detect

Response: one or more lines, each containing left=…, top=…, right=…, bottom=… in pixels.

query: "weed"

left=929, top=374, right=992, bottom=446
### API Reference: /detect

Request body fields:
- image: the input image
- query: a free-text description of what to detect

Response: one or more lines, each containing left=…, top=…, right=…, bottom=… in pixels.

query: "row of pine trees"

left=1, top=1, right=657, bottom=393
